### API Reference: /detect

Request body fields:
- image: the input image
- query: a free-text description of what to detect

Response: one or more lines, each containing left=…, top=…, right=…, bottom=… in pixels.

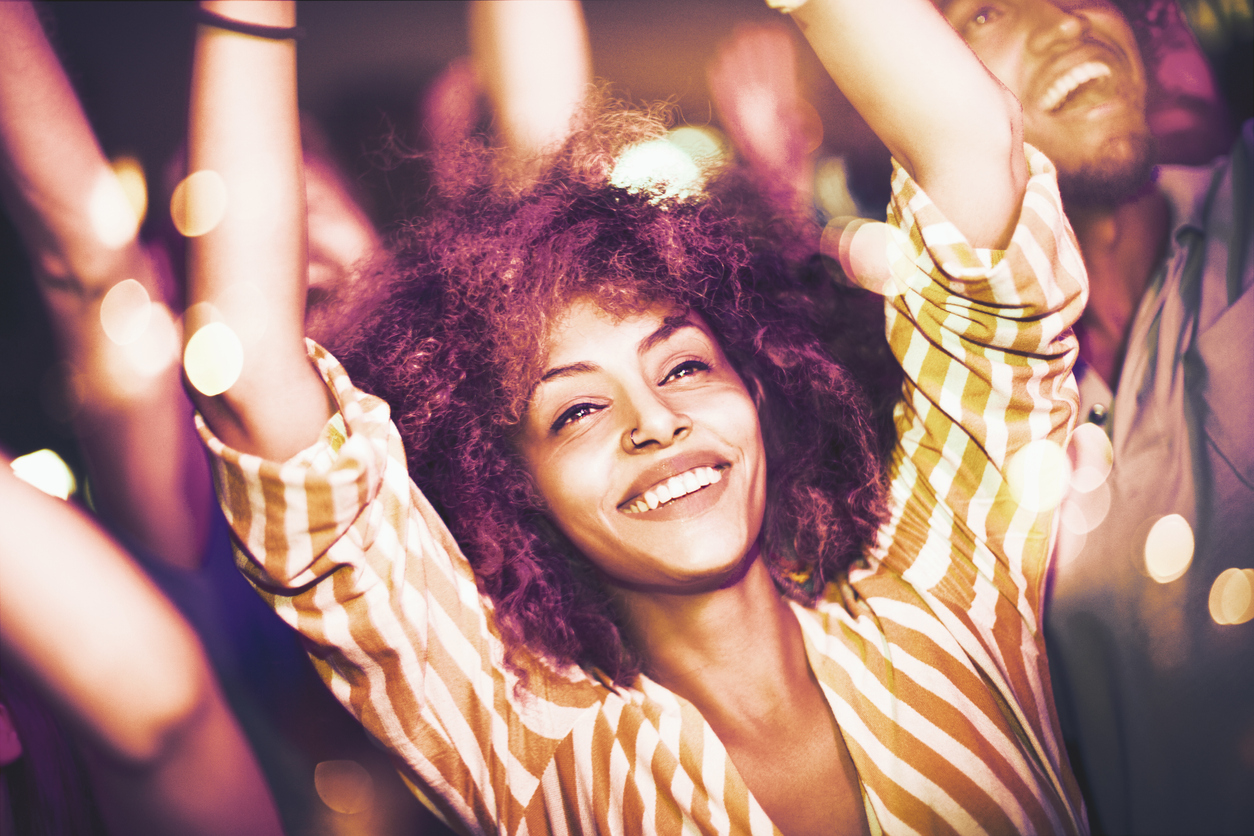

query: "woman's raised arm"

left=784, top=0, right=1026, bottom=248
left=185, top=0, right=329, bottom=459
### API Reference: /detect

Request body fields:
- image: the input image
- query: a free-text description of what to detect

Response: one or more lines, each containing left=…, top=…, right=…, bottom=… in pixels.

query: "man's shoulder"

left=1157, top=120, right=1253, bottom=233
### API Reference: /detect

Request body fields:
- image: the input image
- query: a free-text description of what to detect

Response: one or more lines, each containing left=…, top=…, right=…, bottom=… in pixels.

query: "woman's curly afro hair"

left=328, top=103, right=890, bottom=685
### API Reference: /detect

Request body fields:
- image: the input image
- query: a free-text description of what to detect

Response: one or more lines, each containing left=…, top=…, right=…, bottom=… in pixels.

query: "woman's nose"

left=622, top=390, right=692, bottom=452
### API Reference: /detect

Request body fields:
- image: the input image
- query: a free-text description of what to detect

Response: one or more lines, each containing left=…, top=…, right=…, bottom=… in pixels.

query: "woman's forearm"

left=787, top=0, right=1026, bottom=247
left=186, top=0, right=330, bottom=460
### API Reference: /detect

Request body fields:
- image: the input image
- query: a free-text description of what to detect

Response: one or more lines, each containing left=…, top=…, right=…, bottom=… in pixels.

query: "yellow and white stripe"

left=198, top=146, right=1088, bottom=834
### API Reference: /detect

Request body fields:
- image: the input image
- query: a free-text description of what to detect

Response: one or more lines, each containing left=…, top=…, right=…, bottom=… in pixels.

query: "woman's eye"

left=551, top=403, right=603, bottom=432
left=661, top=359, right=710, bottom=384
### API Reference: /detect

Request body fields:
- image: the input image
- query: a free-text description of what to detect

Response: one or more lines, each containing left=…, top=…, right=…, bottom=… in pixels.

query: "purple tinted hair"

left=328, top=103, right=890, bottom=684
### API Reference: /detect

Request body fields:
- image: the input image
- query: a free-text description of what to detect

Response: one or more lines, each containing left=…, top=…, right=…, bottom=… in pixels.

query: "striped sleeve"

left=195, top=342, right=605, bottom=834
left=858, top=145, right=1088, bottom=830
left=872, top=143, right=1086, bottom=630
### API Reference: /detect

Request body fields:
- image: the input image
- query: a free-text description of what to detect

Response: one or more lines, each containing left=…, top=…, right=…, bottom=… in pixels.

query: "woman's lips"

left=619, top=465, right=730, bottom=522
left=621, top=465, right=725, bottom=513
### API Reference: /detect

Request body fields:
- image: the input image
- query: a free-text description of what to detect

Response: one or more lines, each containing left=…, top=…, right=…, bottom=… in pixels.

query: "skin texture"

left=517, top=301, right=767, bottom=593
left=933, top=0, right=1169, bottom=386
left=935, top=0, right=1154, bottom=206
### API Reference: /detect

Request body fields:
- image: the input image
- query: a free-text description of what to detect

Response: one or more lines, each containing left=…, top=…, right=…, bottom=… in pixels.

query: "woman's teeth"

left=1041, top=61, right=1112, bottom=112
left=624, top=466, right=723, bottom=514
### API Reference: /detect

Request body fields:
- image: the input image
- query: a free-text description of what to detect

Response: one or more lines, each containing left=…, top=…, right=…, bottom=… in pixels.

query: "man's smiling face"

left=937, top=0, right=1155, bottom=204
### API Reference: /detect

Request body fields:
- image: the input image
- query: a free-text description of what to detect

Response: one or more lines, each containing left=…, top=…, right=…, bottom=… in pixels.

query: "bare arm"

left=0, top=457, right=282, bottom=836
left=0, top=0, right=210, bottom=568
left=785, top=0, right=1026, bottom=247
left=469, top=0, right=591, bottom=160
left=185, top=0, right=330, bottom=459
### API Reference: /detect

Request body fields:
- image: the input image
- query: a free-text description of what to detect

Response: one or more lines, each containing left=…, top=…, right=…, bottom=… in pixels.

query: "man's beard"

left=1057, top=131, right=1157, bottom=208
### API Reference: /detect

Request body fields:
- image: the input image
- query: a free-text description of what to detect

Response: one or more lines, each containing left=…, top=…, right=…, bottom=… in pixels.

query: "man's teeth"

left=625, top=466, right=723, bottom=513
left=1041, top=61, right=1112, bottom=112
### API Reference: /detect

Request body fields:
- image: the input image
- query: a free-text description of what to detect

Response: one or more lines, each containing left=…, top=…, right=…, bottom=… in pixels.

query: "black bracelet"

left=194, top=7, right=305, bottom=40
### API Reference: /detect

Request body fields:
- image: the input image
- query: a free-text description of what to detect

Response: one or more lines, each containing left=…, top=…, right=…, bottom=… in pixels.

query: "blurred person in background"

left=0, top=3, right=428, bottom=832
left=926, top=0, right=1253, bottom=833
left=1, top=449, right=283, bottom=836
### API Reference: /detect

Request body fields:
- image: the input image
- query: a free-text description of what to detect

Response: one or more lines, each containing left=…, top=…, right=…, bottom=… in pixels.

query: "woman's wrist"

left=199, top=0, right=295, bottom=31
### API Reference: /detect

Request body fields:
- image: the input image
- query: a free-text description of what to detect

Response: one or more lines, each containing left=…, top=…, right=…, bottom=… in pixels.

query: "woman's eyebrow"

left=539, top=321, right=701, bottom=383
left=539, top=361, right=599, bottom=383
left=639, top=320, right=700, bottom=355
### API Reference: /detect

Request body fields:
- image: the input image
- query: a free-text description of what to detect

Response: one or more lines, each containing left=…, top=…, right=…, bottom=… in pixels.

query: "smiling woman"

left=187, top=0, right=1090, bottom=833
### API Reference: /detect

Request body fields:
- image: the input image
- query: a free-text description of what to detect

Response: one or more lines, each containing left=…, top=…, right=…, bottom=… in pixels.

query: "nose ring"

left=629, top=429, right=642, bottom=448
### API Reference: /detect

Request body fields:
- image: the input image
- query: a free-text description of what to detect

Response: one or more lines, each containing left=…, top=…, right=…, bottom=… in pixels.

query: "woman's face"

left=517, top=299, right=767, bottom=593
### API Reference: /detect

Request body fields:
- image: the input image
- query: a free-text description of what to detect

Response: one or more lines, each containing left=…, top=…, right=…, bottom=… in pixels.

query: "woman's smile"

left=517, top=298, right=767, bottom=591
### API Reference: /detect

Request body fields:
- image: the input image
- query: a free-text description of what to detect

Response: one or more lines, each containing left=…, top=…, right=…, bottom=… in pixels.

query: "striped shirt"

left=199, top=146, right=1089, bottom=835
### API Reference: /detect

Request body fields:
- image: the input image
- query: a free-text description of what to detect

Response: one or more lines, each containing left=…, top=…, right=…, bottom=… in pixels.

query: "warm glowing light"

left=814, top=156, right=858, bottom=220
left=110, top=155, right=148, bottom=229
left=214, top=282, right=269, bottom=347
left=1061, top=480, right=1111, bottom=535
left=184, top=322, right=244, bottom=396
left=667, top=125, right=728, bottom=168
left=1067, top=422, right=1113, bottom=492
left=610, top=139, right=703, bottom=202
left=1209, top=568, right=1254, bottom=625
left=819, top=218, right=910, bottom=297
left=1006, top=439, right=1070, bottom=513
left=121, top=303, right=179, bottom=378
left=11, top=449, right=77, bottom=500
left=314, top=760, right=374, bottom=815
left=99, top=279, right=152, bottom=346
left=1144, top=514, right=1194, bottom=583
left=170, top=169, right=228, bottom=237
left=89, top=167, right=141, bottom=249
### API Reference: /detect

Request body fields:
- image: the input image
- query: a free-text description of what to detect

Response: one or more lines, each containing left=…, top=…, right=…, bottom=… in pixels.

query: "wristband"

left=194, top=7, right=305, bottom=40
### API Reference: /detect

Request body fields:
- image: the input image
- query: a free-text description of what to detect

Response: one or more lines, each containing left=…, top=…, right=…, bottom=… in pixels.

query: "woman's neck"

left=616, top=558, right=813, bottom=722
left=616, top=559, right=871, bottom=835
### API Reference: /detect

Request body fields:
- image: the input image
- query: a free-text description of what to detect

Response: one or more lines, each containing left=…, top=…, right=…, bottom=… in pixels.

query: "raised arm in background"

left=785, top=0, right=1027, bottom=248
left=0, top=0, right=211, bottom=569
left=468, top=0, right=591, bottom=181
left=184, top=0, right=329, bottom=459
left=0, top=454, right=283, bottom=836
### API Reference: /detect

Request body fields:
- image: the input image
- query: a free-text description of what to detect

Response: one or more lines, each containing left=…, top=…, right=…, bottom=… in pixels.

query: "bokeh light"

left=1006, top=439, right=1070, bottom=513
left=814, top=156, right=858, bottom=220
left=667, top=125, right=728, bottom=169
left=10, top=449, right=77, bottom=500
left=99, top=279, right=152, bottom=346
left=170, top=169, right=228, bottom=238
left=819, top=217, right=911, bottom=297
left=88, top=167, right=141, bottom=249
left=314, top=760, right=374, bottom=815
left=1144, top=514, right=1195, bottom=583
left=610, top=138, right=703, bottom=202
left=1067, top=422, right=1114, bottom=492
left=184, top=321, right=244, bottom=397
left=110, top=155, right=148, bottom=229
left=1061, top=480, right=1111, bottom=535
left=121, top=303, right=179, bottom=379
left=1209, top=568, right=1254, bottom=626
